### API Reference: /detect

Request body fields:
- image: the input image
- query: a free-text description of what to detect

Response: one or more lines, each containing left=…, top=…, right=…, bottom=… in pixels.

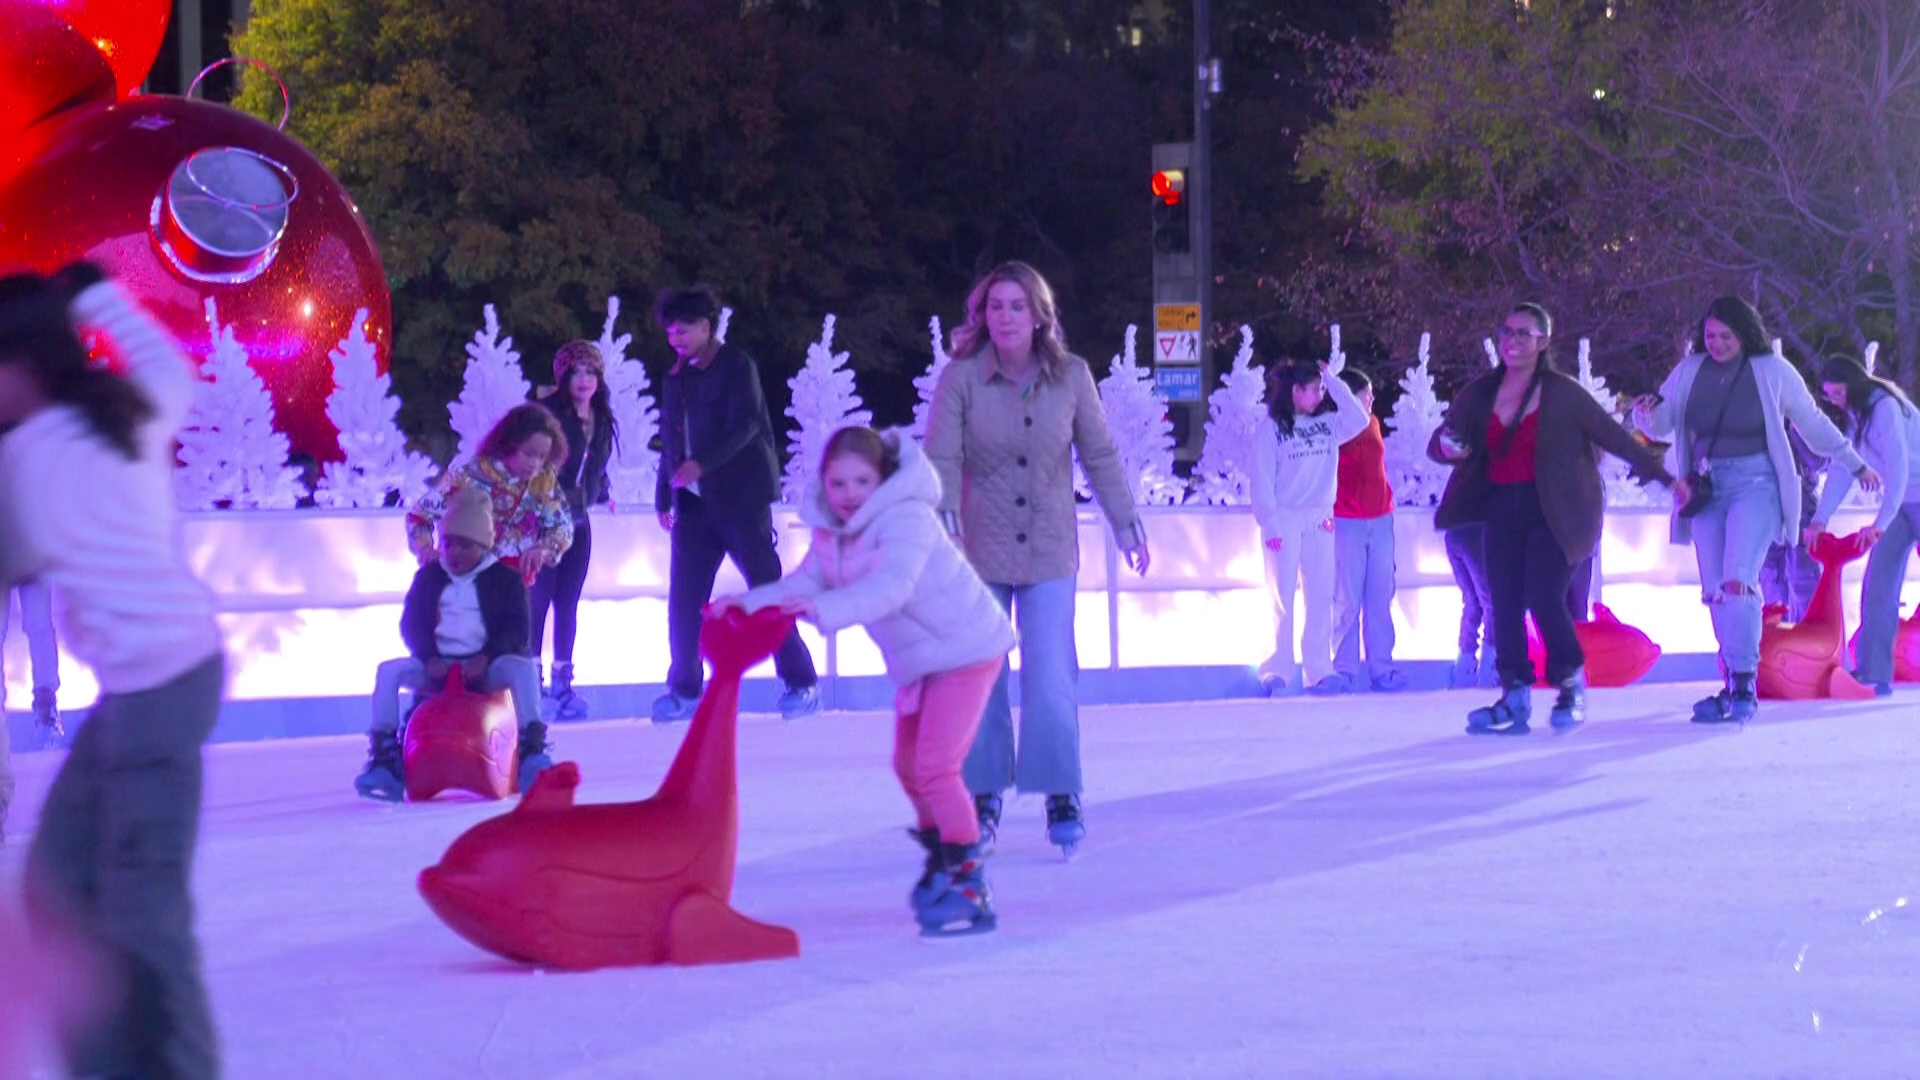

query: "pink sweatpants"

left=892, top=658, right=1002, bottom=846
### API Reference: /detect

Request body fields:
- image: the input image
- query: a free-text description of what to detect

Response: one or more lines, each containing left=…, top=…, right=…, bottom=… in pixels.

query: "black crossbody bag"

left=1678, top=356, right=1751, bottom=519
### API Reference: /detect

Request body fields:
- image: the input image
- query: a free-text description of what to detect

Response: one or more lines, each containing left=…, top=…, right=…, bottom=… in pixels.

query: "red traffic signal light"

left=1151, top=169, right=1186, bottom=206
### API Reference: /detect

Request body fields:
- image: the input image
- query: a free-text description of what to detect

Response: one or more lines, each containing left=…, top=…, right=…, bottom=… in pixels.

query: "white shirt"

left=0, top=283, right=222, bottom=694
left=434, top=555, right=496, bottom=658
left=1250, top=369, right=1373, bottom=534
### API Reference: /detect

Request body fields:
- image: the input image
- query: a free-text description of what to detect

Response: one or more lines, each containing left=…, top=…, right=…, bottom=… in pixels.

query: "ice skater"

left=1433, top=303, right=1672, bottom=735
left=1331, top=367, right=1408, bottom=692
left=713, top=426, right=1015, bottom=937
left=532, top=340, right=616, bottom=719
left=0, top=263, right=227, bottom=1079
left=355, top=486, right=554, bottom=801
left=1808, top=353, right=1920, bottom=697
left=406, top=403, right=574, bottom=586
left=1250, top=355, right=1371, bottom=697
left=925, top=262, right=1148, bottom=855
left=1633, top=298, right=1874, bottom=724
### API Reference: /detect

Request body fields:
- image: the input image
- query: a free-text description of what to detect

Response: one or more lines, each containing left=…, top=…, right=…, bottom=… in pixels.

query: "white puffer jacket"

left=741, top=431, right=1016, bottom=686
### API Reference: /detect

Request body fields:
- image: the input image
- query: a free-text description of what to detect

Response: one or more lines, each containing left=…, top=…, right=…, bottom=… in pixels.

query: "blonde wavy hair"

left=949, top=261, right=1070, bottom=379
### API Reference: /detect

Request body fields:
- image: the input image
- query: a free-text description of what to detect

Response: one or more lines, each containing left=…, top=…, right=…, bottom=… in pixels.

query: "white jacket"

left=1250, top=367, right=1372, bottom=536
left=0, top=282, right=222, bottom=695
left=741, top=432, right=1015, bottom=686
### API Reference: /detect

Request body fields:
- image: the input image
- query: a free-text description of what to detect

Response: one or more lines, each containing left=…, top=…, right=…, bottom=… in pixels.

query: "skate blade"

left=1464, top=724, right=1530, bottom=737
left=919, top=916, right=998, bottom=940
left=1550, top=718, right=1585, bottom=736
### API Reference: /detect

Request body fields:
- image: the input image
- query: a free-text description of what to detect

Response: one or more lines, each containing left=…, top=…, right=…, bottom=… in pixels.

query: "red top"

left=1335, top=417, right=1394, bottom=519
left=1487, top=411, right=1539, bottom=485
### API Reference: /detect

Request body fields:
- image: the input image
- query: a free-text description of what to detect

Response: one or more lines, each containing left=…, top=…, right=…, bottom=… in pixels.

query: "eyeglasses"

left=1497, top=327, right=1547, bottom=341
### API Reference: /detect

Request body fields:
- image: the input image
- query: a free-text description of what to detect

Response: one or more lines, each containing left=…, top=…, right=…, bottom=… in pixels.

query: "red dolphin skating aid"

left=1758, top=530, right=1878, bottom=701
left=403, top=670, right=519, bottom=803
left=417, top=606, right=801, bottom=969
left=1525, top=603, right=1661, bottom=689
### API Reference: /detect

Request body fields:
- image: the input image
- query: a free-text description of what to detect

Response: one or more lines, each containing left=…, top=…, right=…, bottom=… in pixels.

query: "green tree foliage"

left=1300, top=0, right=1920, bottom=390
left=234, top=0, right=1188, bottom=444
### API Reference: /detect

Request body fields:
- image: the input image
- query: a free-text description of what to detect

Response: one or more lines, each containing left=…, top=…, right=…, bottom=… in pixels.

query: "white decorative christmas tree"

left=447, top=305, right=531, bottom=467
left=1077, top=325, right=1185, bottom=505
left=1383, top=332, right=1451, bottom=507
left=598, top=296, right=661, bottom=509
left=174, top=299, right=302, bottom=510
left=1574, top=338, right=1661, bottom=508
left=1192, top=325, right=1265, bottom=505
left=782, top=315, right=873, bottom=505
left=1865, top=341, right=1880, bottom=375
left=716, top=306, right=733, bottom=343
left=910, top=315, right=953, bottom=442
left=1483, top=337, right=1500, bottom=368
left=313, top=309, right=438, bottom=508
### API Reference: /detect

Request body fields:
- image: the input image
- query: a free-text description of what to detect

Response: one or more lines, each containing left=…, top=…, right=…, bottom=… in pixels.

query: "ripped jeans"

left=1688, top=453, right=1782, bottom=674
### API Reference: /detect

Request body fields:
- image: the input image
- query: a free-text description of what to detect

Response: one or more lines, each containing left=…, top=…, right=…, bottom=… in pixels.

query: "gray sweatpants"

left=26, top=653, right=226, bottom=1080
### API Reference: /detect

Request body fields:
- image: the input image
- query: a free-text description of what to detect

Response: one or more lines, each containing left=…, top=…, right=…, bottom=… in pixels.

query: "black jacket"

left=655, top=343, right=782, bottom=517
left=1430, top=369, right=1674, bottom=564
left=539, top=396, right=614, bottom=520
left=400, top=560, right=530, bottom=661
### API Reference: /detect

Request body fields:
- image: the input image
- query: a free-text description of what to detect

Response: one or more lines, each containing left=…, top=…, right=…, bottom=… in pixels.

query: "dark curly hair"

left=477, top=403, right=568, bottom=469
left=653, top=284, right=723, bottom=330
left=0, top=269, right=154, bottom=461
left=1702, top=296, right=1772, bottom=359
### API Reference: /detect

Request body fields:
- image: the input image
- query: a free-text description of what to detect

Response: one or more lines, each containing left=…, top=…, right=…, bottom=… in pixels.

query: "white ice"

left=6, top=684, right=1920, bottom=1079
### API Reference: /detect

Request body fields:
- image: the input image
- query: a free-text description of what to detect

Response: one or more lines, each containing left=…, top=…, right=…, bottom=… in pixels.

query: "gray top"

left=1685, top=357, right=1769, bottom=460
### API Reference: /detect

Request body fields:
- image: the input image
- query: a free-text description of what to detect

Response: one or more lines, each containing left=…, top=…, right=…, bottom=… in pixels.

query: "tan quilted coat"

left=924, top=350, right=1145, bottom=585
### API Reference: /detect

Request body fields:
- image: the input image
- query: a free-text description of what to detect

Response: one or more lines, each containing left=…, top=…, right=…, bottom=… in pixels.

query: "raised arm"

left=67, top=279, right=197, bottom=442
left=1323, top=368, right=1373, bottom=444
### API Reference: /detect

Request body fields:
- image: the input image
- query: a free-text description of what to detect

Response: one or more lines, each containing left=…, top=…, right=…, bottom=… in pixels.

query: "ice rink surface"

left=6, top=683, right=1919, bottom=1079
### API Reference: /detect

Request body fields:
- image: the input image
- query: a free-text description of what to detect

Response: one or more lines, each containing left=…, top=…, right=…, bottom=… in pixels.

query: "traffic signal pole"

left=1193, top=0, right=1215, bottom=430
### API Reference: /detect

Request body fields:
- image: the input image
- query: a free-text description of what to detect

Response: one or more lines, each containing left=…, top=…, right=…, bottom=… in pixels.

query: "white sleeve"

left=67, top=282, right=199, bottom=438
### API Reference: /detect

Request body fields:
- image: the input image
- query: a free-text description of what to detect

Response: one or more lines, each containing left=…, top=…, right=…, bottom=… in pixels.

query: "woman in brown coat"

left=1430, top=304, right=1674, bottom=736
left=925, top=262, right=1149, bottom=856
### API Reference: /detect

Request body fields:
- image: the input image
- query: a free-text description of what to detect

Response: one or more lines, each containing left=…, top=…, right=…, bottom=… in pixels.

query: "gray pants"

left=26, top=654, right=225, bottom=1080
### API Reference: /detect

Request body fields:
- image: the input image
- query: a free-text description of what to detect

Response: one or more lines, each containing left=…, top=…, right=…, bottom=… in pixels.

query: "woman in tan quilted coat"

left=925, top=262, right=1150, bottom=856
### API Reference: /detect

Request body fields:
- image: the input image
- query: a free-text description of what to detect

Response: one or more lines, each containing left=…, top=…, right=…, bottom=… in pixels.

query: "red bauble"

left=0, top=3, right=116, bottom=153
left=10, top=0, right=172, bottom=102
left=403, top=671, right=520, bottom=803
left=0, top=96, right=392, bottom=462
left=418, top=608, right=803, bottom=971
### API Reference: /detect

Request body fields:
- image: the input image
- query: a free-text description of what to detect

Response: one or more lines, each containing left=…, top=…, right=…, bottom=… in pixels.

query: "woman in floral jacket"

left=407, top=404, right=574, bottom=584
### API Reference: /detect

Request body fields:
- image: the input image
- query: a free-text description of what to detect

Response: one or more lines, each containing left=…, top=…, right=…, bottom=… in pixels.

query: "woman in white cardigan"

left=1633, top=297, right=1876, bottom=723
left=714, top=427, right=1014, bottom=939
left=1809, top=354, right=1920, bottom=696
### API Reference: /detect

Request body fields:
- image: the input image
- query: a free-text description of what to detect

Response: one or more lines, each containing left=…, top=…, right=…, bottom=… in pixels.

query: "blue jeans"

left=963, top=577, right=1081, bottom=796
left=1689, top=454, right=1783, bottom=674
left=371, top=655, right=541, bottom=734
left=1854, top=503, right=1920, bottom=685
left=1444, top=524, right=1495, bottom=664
left=1333, top=515, right=1398, bottom=680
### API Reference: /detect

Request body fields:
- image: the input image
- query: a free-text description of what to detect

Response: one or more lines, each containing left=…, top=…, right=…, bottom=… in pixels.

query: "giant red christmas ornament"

left=0, top=4, right=116, bottom=148
left=418, top=608, right=803, bottom=971
left=7, top=0, right=173, bottom=102
left=1758, top=530, right=1878, bottom=700
left=0, top=94, right=392, bottom=461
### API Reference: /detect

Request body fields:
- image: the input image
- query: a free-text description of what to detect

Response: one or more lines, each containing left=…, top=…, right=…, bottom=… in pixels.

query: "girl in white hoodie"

left=1251, top=357, right=1373, bottom=696
left=713, top=426, right=1015, bottom=938
left=0, top=264, right=225, bottom=1079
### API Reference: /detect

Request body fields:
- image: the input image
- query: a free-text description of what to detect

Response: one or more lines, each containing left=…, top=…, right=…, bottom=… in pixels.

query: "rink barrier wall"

left=3, top=505, right=1908, bottom=746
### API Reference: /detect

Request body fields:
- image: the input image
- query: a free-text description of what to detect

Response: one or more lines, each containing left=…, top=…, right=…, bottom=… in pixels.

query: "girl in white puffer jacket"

left=713, top=426, right=1014, bottom=938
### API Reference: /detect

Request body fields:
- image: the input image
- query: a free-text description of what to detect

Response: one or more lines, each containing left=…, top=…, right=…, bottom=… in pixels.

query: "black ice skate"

left=974, top=792, right=1002, bottom=854
left=1046, top=793, right=1085, bottom=857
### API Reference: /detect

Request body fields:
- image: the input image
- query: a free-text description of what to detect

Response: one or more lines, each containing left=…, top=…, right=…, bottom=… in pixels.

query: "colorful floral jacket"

left=406, top=456, right=574, bottom=565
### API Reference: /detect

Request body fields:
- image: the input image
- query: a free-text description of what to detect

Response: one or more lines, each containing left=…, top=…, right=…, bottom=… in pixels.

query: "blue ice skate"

left=917, top=842, right=997, bottom=938
left=907, top=828, right=942, bottom=911
left=1467, top=685, right=1531, bottom=736
left=516, top=721, right=555, bottom=793
left=1549, top=669, right=1587, bottom=735
left=354, top=729, right=405, bottom=802
left=1046, top=794, right=1086, bottom=857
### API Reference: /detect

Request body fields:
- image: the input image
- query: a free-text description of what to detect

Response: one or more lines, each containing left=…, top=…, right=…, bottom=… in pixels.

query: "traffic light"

left=1151, top=168, right=1189, bottom=255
